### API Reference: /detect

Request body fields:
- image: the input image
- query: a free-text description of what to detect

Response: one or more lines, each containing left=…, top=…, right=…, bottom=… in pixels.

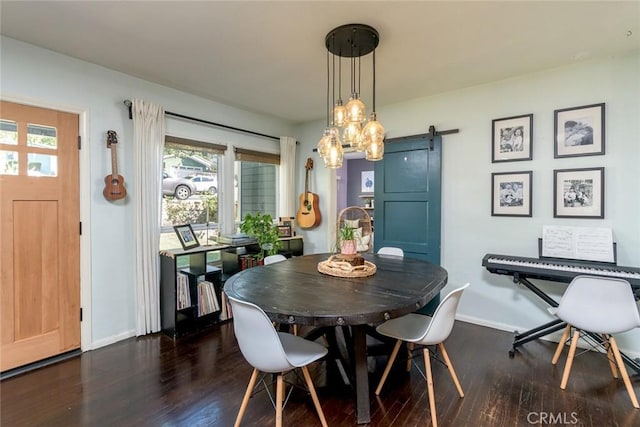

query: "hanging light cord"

left=373, top=49, right=376, bottom=112
left=326, top=49, right=330, bottom=127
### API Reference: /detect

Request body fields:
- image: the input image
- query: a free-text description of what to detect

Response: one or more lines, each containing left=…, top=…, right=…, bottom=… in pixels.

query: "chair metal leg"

left=301, top=366, right=328, bottom=426
left=602, top=334, right=619, bottom=379
left=438, top=343, right=464, bottom=398
left=375, top=339, right=402, bottom=396
left=552, top=325, right=571, bottom=365
left=609, top=337, right=640, bottom=409
left=560, top=330, right=580, bottom=390
left=423, top=348, right=438, bottom=427
left=235, top=368, right=259, bottom=427
left=276, top=374, right=284, bottom=427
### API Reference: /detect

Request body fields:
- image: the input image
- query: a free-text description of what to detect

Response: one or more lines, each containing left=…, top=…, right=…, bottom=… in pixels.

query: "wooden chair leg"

left=602, top=334, right=619, bottom=379
left=275, top=374, right=284, bottom=427
left=235, top=368, right=259, bottom=427
left=406, top=342, right=415, bottom=372
left=423, top=348, right=438, bottom=427
left=301, top=366, right=328, bottom=427
left=609, top=337, right=640, bottom=409
left=293, top=325, right=298, bottom=336
left=438, top=343, right=464, bottom=398
left=560, top=330, right=580, bottom=390
left=375, top=339, right=402, bottom=396
left=552, top=325, right=571, bottom=365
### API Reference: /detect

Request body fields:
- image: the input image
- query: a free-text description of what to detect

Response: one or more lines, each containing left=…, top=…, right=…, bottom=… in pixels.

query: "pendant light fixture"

left=319, top=24, right=385, bottom=167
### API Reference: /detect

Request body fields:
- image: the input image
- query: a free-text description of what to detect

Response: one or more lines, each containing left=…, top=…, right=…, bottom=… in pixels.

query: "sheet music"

left=542, top=225, right=614, bottom=263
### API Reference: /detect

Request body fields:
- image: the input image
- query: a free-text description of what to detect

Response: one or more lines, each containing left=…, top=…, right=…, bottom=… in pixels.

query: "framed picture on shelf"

left=277, top=225, right=292, bottom=238
left=361, top=170, right=374, bottom=193
left=174, top=224, right=200, bottom=250
left=491, top=114, right=533, bottom=163
left=491, top=171, right=533, bottom=217
left=279, top=216, right=296, bottom=236
left=554, top=167, right=604, bottom=219
left=554, top=103, right=605, bottom=158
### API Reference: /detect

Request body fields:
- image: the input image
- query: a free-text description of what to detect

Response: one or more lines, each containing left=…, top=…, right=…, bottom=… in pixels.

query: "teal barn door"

left=374, top=135, right=442, bottom=313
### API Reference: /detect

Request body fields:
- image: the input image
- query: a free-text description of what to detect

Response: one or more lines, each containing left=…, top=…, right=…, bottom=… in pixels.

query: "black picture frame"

left=174, top=224, right=200, bottom=250
left=491, top=114, right=533, bottom=163
left=277, top=225, right=292, bottom=238
left=553, top=167, right=604, bottom=219
left=554, top=103, right=605, bottom=158
left=491, top=171, right=533, bottom=217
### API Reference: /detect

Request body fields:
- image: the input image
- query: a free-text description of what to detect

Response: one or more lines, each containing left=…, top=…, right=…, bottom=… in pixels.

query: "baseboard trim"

left=90, top=329, right=136, bottom=350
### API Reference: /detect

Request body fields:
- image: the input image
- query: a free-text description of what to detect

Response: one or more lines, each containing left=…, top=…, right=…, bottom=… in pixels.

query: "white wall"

left=1, top=36, right=295, bottom=348
left=295, top=51, right=640, bottom=356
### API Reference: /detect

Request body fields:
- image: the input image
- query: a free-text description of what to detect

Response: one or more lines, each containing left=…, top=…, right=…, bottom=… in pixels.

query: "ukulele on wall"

left=103, top=130, right=127, bottom=201
left=296, top=158, right=321, bottom=228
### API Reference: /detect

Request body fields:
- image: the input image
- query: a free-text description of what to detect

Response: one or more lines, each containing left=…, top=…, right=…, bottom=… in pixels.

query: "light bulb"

left=343, top=121, right=362, bottom=148
left=333, top=100, right=347, bottom=128
left=345, top=93, right=366, bottom=124
left=362, top=113, right=385, bottom=161
left=325, top=132, right=343, bottom=168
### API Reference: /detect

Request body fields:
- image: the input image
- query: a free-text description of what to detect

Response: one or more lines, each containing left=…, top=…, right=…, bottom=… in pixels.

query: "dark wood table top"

left=223, top=253, right=447, bottom=327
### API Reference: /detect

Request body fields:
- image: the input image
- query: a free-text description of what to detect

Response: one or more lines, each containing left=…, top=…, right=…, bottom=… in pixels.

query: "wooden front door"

left=0, top=101, right=80, bottom=372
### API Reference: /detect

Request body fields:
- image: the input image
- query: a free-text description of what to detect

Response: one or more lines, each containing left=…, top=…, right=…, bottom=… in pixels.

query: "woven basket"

left=317, top=255, right=377, bottom=278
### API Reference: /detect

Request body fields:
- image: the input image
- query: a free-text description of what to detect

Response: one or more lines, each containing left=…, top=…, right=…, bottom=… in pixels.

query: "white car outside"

left=188, top=175, right=218, bottom=194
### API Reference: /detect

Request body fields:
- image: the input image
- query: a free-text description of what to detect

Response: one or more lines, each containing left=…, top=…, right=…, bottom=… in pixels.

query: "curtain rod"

left=123, top=99, right=280, bottom=141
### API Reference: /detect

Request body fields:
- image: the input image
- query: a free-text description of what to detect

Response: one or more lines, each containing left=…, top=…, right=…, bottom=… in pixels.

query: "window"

left=234, top=148, right=280, bottom=223
left=160, top=136, right=225, bottom=250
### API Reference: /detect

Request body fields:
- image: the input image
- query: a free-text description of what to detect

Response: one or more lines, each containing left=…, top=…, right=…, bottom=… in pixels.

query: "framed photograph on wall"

left=554, top=167, right=604, bottom=219
left=174, top=224, right=200, bottom=250
left=361, top=170, right=374, bottom=193
left=554, top=103, right=605, bottom=158
left=491, top=171, right=533, bottom=217
left=491, top=114, right=533, bottom=163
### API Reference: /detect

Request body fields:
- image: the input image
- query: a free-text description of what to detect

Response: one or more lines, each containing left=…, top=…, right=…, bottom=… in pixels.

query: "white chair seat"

left=377, top=247, right=404, bottom=257
left=278, top=332, right=327, bottom=367
left=376, top=313, right=433, bottom=342
left=264, top=254, right=287, bottom=265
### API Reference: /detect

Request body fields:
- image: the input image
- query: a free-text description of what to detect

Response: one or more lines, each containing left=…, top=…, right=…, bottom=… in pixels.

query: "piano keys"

left=482, top=252, right=640, bottom=373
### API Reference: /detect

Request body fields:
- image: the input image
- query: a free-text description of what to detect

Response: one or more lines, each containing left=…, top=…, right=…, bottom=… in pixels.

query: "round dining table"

left=224, top=252, right=448, bottom=424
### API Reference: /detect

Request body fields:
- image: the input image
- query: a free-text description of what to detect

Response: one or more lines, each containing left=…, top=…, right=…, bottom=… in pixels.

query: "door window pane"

left=0, top=120, right=18, bottom=145
left=27, top=124, right=57, bottom=149
left=28, top=153, right=58, bottom=176
left=0, top=150, right=19, bottom=175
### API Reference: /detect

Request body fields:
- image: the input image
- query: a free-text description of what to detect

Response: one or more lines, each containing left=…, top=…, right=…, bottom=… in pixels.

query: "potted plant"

left=337, top=223, right=357, bottom=255
left=239, top=212, right=283, bottom=260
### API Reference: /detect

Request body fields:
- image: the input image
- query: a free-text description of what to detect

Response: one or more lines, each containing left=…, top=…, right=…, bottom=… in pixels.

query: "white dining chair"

left=374, top=283, right=469, bottom=427
left=264, top=254, right=287, bottom=265
left=227, top=294, right=328, bottom=427
left=549, top=275, right=640, bottom=408
left=377, top=247, right=404, bottom=257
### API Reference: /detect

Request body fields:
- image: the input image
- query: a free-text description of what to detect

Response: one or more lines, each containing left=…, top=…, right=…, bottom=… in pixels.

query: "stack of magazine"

left=176, top=273, right=192, bottom=310
left=197, top=280, right=220, bottom=316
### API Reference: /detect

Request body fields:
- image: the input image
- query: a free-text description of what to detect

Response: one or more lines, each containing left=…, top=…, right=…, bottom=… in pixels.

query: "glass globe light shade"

left=345, top=94, right=366, bottom=124
left=342, top=121, right=362, bottom=148
left=333, top=100, right=347, bottom=128
left=362, top=113, right=385, bottom=161
left=316, top=128, right=331, bottom=159
left=325, top=133, right=344, bottom=169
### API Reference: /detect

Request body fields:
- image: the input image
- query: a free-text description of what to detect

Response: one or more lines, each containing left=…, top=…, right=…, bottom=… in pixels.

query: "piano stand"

left=510, top=275, right=640, bottom=374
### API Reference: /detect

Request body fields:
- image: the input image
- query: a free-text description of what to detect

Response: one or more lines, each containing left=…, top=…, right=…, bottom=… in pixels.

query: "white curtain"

left=132, top=99, right=165, bottom=336
left=278, top=136, right=297, bottom=218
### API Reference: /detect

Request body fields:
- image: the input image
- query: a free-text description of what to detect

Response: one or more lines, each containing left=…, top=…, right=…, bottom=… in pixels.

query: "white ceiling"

left=1, top=1, right=639, bottom=124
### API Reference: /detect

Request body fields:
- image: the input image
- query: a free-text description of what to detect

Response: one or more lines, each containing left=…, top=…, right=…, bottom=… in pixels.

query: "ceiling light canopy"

left=317, top=24, right=385, bottom=168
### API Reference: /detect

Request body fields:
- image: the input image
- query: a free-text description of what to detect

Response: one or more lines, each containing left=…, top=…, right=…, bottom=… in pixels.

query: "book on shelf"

left=197, top=280, right=220, bottom=316
left=176, top=272, right=191, bottom=310
left=219, top=292, right=233, bottom=321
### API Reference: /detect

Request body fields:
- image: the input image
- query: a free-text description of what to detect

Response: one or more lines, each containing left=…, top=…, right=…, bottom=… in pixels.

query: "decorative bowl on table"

left=317, top=254, right=376, bottom=278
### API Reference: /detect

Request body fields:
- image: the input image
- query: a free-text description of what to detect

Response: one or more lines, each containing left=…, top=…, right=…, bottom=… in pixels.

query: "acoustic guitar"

left=296, top=158, right=321, bottom=228
left=103, top=130, right=127, bottom=201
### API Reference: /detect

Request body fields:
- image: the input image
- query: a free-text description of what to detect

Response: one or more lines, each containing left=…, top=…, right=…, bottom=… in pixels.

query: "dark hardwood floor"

left=2, top=320, right=639, bottom=426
